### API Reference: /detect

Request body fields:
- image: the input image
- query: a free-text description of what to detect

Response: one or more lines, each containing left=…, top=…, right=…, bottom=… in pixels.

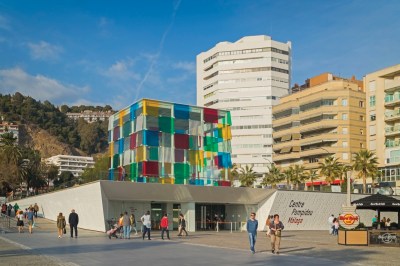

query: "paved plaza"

left=0, top=218, right=399, bottom=266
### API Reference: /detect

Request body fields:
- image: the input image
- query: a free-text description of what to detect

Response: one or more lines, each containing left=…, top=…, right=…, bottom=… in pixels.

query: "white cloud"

left=0, top=15, right=11, bottom=31
left=27, top=41, right=63, bottom=60
left=103, top=58, right=141, bottom=80
left=172, top=61, right=195, bottom=73
left=0, top=67, right=90, bottom=104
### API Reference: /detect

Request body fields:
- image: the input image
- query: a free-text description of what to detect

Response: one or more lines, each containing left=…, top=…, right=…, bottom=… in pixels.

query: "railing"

left=385, top=126, right=400, bottom=134
left=385, top=110, right=400, bottom=119
left=0, top=213, right=29, bottom=232
left=385, top=95, right=400, bottom=104
left=215, top=221, right=242, bottom=233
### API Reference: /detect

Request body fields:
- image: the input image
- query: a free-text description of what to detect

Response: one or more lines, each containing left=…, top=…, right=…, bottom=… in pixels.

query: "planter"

left=338, top=229, right=368, bottom=246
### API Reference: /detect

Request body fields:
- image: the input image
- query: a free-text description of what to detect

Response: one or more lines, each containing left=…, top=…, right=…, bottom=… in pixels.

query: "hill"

left=0, top=92, right=112, bottom=157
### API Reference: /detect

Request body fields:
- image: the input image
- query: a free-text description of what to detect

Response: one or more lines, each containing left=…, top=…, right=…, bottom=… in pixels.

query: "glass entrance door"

left=151, top=203, right=166, bottom=230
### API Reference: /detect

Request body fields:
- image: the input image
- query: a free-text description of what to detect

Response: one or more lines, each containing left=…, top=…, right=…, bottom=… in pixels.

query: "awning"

left=292, top=146, right=301, bottom=152
left=280, top=147, right=292, bottom=153
left=301, top=139, right=338, bottom=146
left=292, top=133, right=301, bottom=140
left=281, top=134, right=292, bottom=142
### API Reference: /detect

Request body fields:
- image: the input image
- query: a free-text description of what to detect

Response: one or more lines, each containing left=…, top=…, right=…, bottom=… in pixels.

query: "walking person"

left=13, top=203, right=19, bottom=217
left=57, top=212, right=66, bottom=238
left=27, top=208, right=35, bottom=234
left=160, top=213, right=170, bottom=240
left=68, top=209, right=79, bottom=238
left=7, top=203, right=12, bottom=216
left=1, top=203, right=6, bottom=215
left=141, top=211, right=151, bottom=240
left=246, top=212, right=258, bottom=254
left=328, top=214, right=334, bottom=235
left=16, top=210, right=24, bottom=233
left=270, top=214, right=284, bottom=255
left=122, top=211, right=131, bottom=239
left=265, top=215, right=273, bottom=236
left=130, top=213, right=138, bottom=235
left=333, top=217, right=339, bottom=236
left=33, top=203, right=39, bottom=218
left=118, top=213, right=124, bottom=238
left=177, top=213, right=188, bottom=237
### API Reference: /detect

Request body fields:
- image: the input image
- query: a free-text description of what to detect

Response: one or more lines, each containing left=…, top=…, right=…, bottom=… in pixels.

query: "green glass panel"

left=227, top=112, right=232, bottom=125
left=174, top=163, right=189, bottom=179
left=159, top=117, right=174, bottom=133
left=113, top=154, right=119, bottom=168
left=130, top=163, right=138, bottom=180
left=123, top=122, right=131, bottom=137
left=149, top=147, right=159, bottom=161
left=174, top=178, right=185, bottom=184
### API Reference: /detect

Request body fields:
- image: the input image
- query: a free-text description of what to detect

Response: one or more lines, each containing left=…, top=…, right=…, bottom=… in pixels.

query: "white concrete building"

left=11, top=180, right=398, bottom=232
left=45, top=155, right=95, bottom=177
left=196, top=35, right=291, bottom=177
left=66, top=110, right=113, bottom=123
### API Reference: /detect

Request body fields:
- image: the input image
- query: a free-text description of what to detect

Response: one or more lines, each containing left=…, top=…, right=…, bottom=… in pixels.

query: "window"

left=369, top=140, right=376, bottom=150
left=360, top=129, right=364, bottom=135
left=342, top=141, right=348, bottom=148
left=370, top=113, right=376, bottom=121
left=369, top=81, right=376, bottom=91
left=342, top=128, right=348, bottom=134
left=342, top=113, right=348, bottom=120
left=342, top=153, right=349, bottom=160
left=369, top=96, right=376, bottom=107
left=369, top=125, right=376, bottom=136
left=342, top=99, right=348, bottom=106
left=360, top=143, right=364, bottom=148
left=360, top=115, right=364, bottom=121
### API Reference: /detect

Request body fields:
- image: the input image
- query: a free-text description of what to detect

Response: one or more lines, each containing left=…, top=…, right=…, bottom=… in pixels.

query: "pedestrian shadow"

left=280, top=247, right=315, bottom=253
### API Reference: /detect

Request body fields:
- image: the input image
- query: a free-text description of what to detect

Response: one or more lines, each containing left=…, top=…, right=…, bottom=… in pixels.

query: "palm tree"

left=352, top=150, right=379, bottom=194
left=238, top=165, right=257, bottom=187
left=291, top=165, right=306, bottom=190
left=337, top=164, right=352, bottom=181
left=283, top=167, right=294, bottom=190
left=319, top=156, right=341, bottom=183
left=261, top=164, right=283, bottom=188
left=0, top=132, right=21, bottom=165
left=306, top=170, right=318, bottom=191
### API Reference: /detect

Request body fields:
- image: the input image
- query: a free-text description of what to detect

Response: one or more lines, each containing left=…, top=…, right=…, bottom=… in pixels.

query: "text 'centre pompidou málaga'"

left=108, top=99, right=233, bottom=186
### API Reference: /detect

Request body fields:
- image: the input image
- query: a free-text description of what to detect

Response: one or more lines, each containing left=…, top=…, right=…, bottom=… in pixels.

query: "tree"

left=291, top=165, right=306, bottom=190
left=283, top=167, right=294, bottom=189
left=44, top=164, right=59, bottom=187
left=337, top=164, right=352, bottom=180
left=352, top=150, right=379, bottom=194
left=261, top=164, right=283, bottom=188
left=53, top=171, right=75, bottom=188
left=238, top=165, right=257, bottom=187
left=306, top=170, right=318, bottom=191
left=319, top=156, right=341, bottom=183
left=81, top=155, right=109, bottom=183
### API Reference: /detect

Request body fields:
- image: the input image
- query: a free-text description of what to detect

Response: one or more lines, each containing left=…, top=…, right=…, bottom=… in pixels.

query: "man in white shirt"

left=141, top=211, right=151, bottom=240
left=328, top=214, right=334, bottom=235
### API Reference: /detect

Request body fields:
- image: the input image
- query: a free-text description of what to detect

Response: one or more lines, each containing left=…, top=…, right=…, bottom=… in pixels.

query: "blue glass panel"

left=174, top=104, right=190, bottom=119
left=143, top=130, right=159, bottom=146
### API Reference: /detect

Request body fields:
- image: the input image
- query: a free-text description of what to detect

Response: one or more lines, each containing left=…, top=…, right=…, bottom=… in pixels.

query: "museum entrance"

left=195, top=204, right=226, bottom=230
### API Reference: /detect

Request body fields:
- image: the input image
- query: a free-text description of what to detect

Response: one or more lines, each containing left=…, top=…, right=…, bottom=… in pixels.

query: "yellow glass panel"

left=109, top=143, right=114, bottom=157
left=119, top=109, right=127, bottom=127
left=136, top=146, right=146, bottom=161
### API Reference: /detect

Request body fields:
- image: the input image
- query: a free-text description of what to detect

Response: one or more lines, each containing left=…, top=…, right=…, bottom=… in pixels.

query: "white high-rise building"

left=197, top=35, right=291, bottom=176
left=45, top=155, right=95, bottom=178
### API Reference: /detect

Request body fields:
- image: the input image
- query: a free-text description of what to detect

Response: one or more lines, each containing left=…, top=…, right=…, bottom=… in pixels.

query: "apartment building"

left=67, top=110, right=113, bottom=123
left=0, top=122, right=19, bottom=143
left=272, top=73, right=366, bottom=173
left=196, top=35, right=291, bottom=175
left=45, top=155, right=95, bottom=178
left=365, top=64, right=400, bottom=188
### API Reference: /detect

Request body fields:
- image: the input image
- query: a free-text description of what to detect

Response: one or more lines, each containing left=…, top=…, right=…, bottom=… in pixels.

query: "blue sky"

left=0, top=0, right=399, bottom=110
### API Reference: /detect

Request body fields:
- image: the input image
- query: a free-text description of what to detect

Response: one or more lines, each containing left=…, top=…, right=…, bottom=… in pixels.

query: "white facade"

left=66, top=110, right=113, bottom=123
left=45, top=155, right=95, bottom=177
left=196, top=35, right=291, bottom=175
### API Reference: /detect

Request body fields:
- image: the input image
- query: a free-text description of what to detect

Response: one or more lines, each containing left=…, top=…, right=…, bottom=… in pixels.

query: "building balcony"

left=385, top=126, right=400, bottom=137
left=386, top=156, right=400, bottom=165
left=384, top=95, right=400, bottom=107
left=385, top=109, right=400, bottom=122
left=273, top=152, right=301, bottom=162
left=384, top=79, right=400, bottom=93
left=385, top=140, right=400, bottom=148
left=299, top=121, right=337, bottom=134
left=300, top=147, right=335, bottom=158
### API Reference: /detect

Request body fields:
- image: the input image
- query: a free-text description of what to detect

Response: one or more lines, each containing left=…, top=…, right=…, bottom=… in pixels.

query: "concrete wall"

left=10, top=182, right=106, bottom=231
left=262, top=191, right=398, bottom=231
